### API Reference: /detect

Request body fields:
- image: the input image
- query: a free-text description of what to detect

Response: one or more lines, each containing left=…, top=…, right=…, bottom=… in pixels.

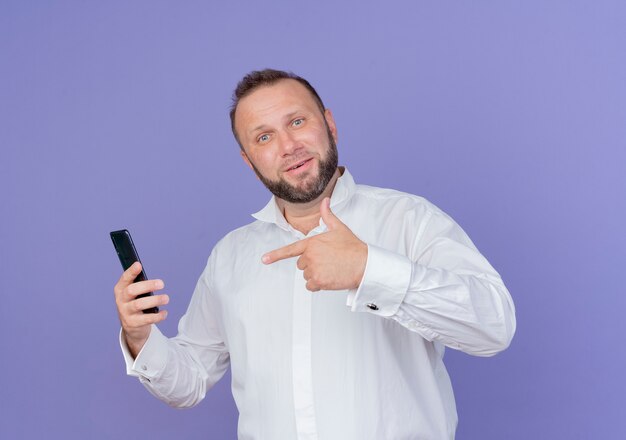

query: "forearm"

left=120, top=325, right=230, bottom=408
left=395, top=263, right=515, bottom=356
left=349, top=244, right=516, bottom=356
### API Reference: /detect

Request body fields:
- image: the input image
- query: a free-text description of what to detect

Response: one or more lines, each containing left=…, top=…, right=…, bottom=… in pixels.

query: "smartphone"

left=110, top=229, right=159, bottom=314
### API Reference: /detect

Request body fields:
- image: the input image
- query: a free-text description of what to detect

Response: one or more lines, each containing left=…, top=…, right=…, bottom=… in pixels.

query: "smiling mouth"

left=286, top=158, right=312, bottom=171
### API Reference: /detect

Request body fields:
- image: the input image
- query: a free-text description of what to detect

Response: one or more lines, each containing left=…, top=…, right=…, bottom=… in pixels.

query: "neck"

left=277, top=167, right=343, bottom=235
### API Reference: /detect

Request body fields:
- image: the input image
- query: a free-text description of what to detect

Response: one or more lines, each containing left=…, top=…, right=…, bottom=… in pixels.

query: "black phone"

left=110, top=229, right=159, bottom=314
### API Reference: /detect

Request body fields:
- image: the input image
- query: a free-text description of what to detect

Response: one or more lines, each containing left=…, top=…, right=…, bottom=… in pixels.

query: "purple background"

left=2, top=1, right=624, bottom=438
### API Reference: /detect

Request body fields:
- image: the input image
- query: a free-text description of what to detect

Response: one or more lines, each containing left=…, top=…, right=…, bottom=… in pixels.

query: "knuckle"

left=141, top=314, right=156, bottom=326
left=124, top=284, right=134, bottom=297
left=306, top=242, right=320, bottom=257
left=120, top=316, right=133, bottom=329
left=156, top=311, right=168, bottom=322
left=122, top=303, right=135, bottom=318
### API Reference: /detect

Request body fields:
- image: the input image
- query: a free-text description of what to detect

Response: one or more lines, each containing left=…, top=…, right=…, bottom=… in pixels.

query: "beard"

left=247, top=125, right=339, bottom=204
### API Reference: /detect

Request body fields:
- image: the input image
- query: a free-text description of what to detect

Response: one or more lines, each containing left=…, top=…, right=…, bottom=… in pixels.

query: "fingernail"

left=261, top=254, right=270, bottom=264
left=155, top=280, right=164, bottom=289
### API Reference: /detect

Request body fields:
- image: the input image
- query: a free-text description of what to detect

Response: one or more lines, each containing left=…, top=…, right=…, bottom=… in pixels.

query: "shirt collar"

left=251, top=167, right=356, bottom=228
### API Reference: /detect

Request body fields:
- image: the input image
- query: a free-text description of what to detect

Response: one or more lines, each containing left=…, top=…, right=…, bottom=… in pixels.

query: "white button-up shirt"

left=121, top=169, right=516, bottom=439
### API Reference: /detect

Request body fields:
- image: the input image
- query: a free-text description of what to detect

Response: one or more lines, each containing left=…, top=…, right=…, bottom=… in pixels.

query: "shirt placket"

left=290, top=226, right=324, bottom=440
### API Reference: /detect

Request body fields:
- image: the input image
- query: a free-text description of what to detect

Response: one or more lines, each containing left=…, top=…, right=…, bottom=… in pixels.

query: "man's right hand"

left=114, top=261, right=170, bottom=358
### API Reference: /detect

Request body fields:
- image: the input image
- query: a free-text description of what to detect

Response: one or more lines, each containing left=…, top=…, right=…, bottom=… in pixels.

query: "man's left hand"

left=262, top=197, right=368, bottom=292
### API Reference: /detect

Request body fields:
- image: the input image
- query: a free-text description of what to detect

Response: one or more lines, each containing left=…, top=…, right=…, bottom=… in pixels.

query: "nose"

left=276, top=129, right=299, bottom=157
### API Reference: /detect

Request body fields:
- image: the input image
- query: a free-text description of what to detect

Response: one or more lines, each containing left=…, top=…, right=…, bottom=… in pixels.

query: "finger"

left=114, top=262, right=144, bottom=296
left=130, top=309, right=169, bottom=327
left=120, top=296, right=168, bottom=327
left=125, top=279, right=164, bottom=299
left=320, top=197, right=343, bottom=231
left=120, top=261, right=143, bottom=285
left=262, top=239, right=308, bottom=264
left=296, top=256, right=307, bottom=270
left=306, top=279, right=321, bottom=292
left=118, top=291, right=166, bottom=318
left=143, top=309, right=168, bottom=325
left=129, top=293, right=169, bottom=314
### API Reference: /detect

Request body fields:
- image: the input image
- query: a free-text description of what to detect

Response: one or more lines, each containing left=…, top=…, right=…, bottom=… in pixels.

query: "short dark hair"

left=229, top=69, right=326, bottom=149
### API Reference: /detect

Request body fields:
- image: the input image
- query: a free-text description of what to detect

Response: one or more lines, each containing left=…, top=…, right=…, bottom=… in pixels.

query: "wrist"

left=124, top=329, right=150, bottom=359
left=353, top=240, right=368, bottom=289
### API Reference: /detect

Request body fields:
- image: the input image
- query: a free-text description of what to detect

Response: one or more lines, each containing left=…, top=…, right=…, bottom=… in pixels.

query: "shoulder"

left=350, top=183, right=446, bottom=220
left=209, top=216, right=286, bottom=262
left=346, top=182, right=474, bottom=254
left=202, top=219, right=272, bottom=283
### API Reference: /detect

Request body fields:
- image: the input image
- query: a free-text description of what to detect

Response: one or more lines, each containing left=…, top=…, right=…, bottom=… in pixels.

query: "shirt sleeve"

left=347, top=209, right=516, bottom=357
left=119, top=257, right=231, bottom=408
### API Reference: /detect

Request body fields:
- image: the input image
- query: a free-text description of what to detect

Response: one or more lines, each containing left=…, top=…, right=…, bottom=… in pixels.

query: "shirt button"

left=141, top=365, right=148, bottom=371
left=366, top=303, right=379, bottom=311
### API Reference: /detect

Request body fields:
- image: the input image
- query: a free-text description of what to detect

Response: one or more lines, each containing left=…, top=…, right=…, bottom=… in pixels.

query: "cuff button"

left=366, top=303, right=379, bottom=311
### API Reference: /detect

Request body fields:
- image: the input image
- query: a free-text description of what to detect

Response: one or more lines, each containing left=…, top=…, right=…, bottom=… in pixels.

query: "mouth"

left=284, top=158, right=313, bottom=172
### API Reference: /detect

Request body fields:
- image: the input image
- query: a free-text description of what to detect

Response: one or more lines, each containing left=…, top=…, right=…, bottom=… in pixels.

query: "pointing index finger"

left=262, top=239, right=308, bottom=264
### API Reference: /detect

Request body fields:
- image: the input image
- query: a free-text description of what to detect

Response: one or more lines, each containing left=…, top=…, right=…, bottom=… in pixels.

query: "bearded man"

left=114, top=69, right=516, bottom=440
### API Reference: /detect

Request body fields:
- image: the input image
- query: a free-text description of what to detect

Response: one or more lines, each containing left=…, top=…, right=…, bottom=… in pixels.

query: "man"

left=114, top=69, right=516, bottom=439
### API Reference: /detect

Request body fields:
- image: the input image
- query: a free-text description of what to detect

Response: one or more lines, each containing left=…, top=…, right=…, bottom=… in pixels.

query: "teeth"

left=290, top=160, right=306, bottom=171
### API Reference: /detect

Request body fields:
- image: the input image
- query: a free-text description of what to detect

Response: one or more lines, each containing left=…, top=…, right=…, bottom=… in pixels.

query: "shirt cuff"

left=119, top=325, right=169, bottom=381
left=346, top=244, right=412, bottom=316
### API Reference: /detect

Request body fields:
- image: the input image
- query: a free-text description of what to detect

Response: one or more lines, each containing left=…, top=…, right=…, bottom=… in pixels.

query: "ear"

left=240, top=150, right=254, bottom=171
left=324, top=108, right=338, bottom=144
left=240, top=150, right=261, bottom=181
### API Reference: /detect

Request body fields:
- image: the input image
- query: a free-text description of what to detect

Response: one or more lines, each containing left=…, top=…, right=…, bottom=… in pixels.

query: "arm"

left=116, top=259, right=230, bottom=408
left=348, top=209, right=516, bottom=356
left=263, top=197, right=515, bottom=356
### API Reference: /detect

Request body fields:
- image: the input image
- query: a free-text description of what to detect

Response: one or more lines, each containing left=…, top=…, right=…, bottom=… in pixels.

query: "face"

left=234, top=79, right=339, bottom=204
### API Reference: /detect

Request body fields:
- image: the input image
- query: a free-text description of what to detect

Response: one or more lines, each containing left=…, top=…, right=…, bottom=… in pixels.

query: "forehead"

left=235, top=79, right=320, bottom=130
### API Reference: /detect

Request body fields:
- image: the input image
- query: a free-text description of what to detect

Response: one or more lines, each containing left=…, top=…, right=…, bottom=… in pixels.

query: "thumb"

left=320, top=197, right=343, bottom=230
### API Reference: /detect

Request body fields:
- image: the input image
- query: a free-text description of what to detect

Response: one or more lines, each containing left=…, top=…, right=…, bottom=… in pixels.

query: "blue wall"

left=1, top=1, right=624, bottom=438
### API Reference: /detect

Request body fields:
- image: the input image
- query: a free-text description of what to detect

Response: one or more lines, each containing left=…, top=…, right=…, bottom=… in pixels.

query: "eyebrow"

left=249, top=111, right=301, bottom=135
left=250, top=124, right=269, bottom=135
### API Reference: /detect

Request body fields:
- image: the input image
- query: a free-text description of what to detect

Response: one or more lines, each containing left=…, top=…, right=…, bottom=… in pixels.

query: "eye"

left=292, top=118, right=304, bottom=127
left=257, top=133, right=270, bottom=143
